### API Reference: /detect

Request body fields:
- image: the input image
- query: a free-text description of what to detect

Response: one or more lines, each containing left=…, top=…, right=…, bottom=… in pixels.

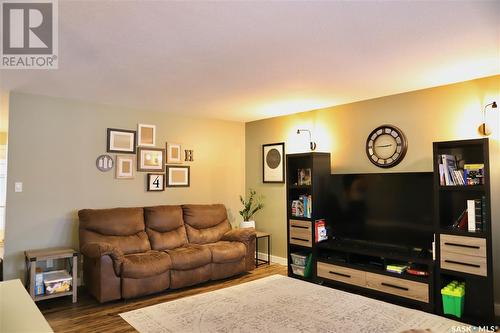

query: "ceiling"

left=1, top=1, right=499, bottom=122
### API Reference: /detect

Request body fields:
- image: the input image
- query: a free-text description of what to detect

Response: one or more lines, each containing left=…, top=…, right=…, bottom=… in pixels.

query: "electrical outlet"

left=46, top=259, right=53, bottom=268
left=14, top=182, right=23, bottom=192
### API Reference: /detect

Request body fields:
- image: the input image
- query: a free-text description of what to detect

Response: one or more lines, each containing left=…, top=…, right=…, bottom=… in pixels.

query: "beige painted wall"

left=246, top=75, right=500, bottom=303
left=4, top=92, right=245, bottom=280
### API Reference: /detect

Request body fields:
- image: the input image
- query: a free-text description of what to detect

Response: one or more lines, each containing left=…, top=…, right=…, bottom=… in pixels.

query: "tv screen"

left=328, top=172, right=434, bottom=250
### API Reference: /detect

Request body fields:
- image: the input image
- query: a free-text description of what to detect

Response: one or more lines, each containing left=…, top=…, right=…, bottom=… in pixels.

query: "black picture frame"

left=147, top=173, right=165, bottom=191
left=106, top=128, right=137, bottom=154
left=262, top=142, right=285, bottom=183
left=166, top=166, right=190, bottom=187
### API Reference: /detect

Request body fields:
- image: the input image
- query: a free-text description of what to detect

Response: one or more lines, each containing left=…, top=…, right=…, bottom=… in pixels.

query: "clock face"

left=366, top=125, right=407, bottom=168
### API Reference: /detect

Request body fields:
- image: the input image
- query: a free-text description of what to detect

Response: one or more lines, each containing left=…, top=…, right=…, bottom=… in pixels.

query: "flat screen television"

left=328, top=172, right=434, bottom=251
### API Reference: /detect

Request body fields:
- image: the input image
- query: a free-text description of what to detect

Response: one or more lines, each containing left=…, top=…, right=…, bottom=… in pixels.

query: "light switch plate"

left=14, top=182, right=23, bottom=193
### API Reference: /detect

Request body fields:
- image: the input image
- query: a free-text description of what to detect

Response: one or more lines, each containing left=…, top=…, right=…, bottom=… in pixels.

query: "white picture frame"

left=115, top=155, right=135, bottom=179
left=166, top=142, right=182, bottom=164
left=138, top=124, right=156, bottom=147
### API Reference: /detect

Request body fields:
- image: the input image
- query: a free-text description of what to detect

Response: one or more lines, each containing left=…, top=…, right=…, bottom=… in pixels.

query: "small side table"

left=255, top=231, right=271, bottom=267
left=24, top=247, right=78, bottom=303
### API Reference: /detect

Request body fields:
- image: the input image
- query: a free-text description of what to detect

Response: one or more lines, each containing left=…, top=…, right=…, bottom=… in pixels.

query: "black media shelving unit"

left=433, top=138, right=495, bottom=326
left=285, top=140, right=495, bottom=326
left=286, top=153, right=331, bottom=282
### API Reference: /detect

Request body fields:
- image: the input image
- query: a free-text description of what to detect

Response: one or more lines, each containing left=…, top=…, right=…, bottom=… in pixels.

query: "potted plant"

left=239, top=189, right=264, bottom=228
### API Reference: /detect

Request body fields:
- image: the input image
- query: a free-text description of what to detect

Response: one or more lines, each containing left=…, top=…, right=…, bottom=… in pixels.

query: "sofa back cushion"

left=182, top=204, right=231, bottom=244
left=144, top=205, right=188, bottom=250
left=78, top=207, right=150, bottom=255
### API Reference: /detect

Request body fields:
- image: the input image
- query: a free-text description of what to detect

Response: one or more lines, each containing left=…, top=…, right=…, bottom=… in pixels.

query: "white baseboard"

left=495, top=303, right=500, bottom=316
left=256, top=252, right=287, bottom=266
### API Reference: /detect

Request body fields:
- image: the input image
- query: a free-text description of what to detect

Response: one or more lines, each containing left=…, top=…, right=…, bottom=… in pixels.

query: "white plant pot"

left=240, top=220, right=255, bottom=229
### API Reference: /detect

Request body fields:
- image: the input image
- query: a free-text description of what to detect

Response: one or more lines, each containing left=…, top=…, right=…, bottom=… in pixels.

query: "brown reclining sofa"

left=78, top=204, right=256, bottom=302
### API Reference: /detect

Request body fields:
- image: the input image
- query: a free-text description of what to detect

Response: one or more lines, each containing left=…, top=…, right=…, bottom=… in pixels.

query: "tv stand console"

left=286, top=139, right=495, bottom=326
left=315, top=240, right=434, bottom=312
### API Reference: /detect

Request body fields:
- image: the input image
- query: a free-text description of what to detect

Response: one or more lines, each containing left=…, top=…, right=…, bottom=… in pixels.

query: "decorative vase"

left=240, top=220, right=255, bottom=229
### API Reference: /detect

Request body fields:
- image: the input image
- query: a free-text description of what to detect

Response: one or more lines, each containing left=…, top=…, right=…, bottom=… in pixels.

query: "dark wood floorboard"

left=38, top=264, right=287, bottom=333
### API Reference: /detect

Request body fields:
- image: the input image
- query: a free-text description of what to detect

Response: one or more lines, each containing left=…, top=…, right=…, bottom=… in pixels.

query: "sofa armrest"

left=222, top=228, right=256, bottom=243
left=80, top=242, right=124, bottom=275
left=222, top=228, right=256, bottom=271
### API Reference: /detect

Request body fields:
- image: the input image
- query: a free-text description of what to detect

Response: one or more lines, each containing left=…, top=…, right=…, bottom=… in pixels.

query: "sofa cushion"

left=182, top=204, right=231, bottom=244
left=79, top=208, right=151, bottom=255
left=144, top=205, right=188, bottom=250
left=205, top=241, right=246, bottom=263
left=166, top=245, right=211, bottom=270
left=80, top=230, right=150, bottom=255
left=121, top=251, right=172, bottom=279
left=211, top=260, right=246, bottom=280
left=79, top=207, right=145, bottom=236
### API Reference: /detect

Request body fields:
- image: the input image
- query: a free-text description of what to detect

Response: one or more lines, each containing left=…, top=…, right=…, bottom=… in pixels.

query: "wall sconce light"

left=296, top=129, right=317, bottom=151
left=478, top=101, right=497, bottom=136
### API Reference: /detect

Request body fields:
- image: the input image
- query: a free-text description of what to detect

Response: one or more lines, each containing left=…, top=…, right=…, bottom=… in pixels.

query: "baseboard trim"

left=256, top=252, right=287, bottom=266
left=495, top=303, right=500, bottom=316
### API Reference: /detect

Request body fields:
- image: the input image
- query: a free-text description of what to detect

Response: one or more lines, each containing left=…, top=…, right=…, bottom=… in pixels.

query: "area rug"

left=120, top=274, right=461, bottom=333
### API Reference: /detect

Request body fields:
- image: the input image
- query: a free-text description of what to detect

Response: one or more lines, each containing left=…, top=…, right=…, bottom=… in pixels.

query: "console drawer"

left=289, top=220, right=312, bottom=247
left=441, top=251, right=487, bottom=276
left=440, top=235, right=486, bottom=258
left=365, top=272, right=429, bottom=303
left=317, top=262, right=366, bottom=287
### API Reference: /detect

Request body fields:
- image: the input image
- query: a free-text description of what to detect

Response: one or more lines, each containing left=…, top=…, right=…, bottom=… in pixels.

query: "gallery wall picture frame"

left=107, top=128, right=137, bottom=154
left=137, top=147, right=165, bottom=172
left=166, top=166, right=190, bottom=187
left=115, top=155, right=135, bottom=179
left=166, top=142, right=182, bottom=164
left=147, top=173, right=165, bottom=191
left=262, top=142, right=285, bottom=183
left=137, top=124, right=156, bottom=147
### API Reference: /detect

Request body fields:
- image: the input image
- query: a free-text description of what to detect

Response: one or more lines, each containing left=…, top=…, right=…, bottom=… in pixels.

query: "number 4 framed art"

left=147, top=173, right=165, bottom=191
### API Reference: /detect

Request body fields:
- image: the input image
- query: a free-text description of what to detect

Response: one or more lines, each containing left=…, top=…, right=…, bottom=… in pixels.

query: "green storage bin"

left=290, top=254, right=313, bottom=277
left=441, top=281, right=465, bottom=318
left=303, top=254, right=313, bottom=277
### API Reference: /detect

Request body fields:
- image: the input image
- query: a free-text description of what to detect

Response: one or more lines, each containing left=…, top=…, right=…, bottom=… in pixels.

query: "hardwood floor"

left=38, top=264, right=287, bottom=333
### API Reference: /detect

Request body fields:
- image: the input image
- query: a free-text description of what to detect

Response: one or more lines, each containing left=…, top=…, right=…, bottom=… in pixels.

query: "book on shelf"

left=438, top=163, right=446, bottom=186
left=438, top=155, right=484, bottom=186
left=291, top=194, right=312, bottom=218
left=481, top=196, right=487, bottom=232
left=386, top=264, right=409, bottom=274
left=467, top=200, right=476, bottom=232
left=475, top=198, right=483, bottom=232
left=315, top=219, right=327, bottom=243
left=452, top=197, right=485, bottom=232
left=452, top=209, right=468, bottom=231
left=464, top=164, right=484, bottom=185
left=439, top=154, right=458, bottom=186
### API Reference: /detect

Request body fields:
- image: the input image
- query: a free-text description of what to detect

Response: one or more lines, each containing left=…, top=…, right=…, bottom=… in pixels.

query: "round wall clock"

left=366, top=125, right=407, bottom=168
